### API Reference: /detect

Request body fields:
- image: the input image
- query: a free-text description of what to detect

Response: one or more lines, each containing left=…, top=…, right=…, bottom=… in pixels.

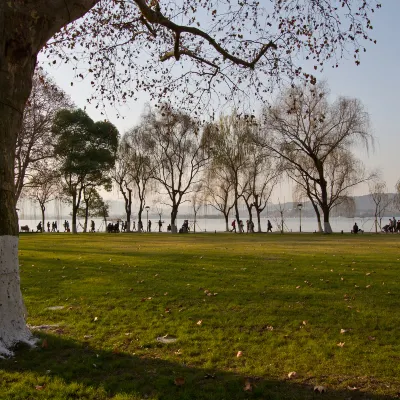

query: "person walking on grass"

left=267, top=220, right=273, bottom=233
left=231, top=219, right=236, bottom=233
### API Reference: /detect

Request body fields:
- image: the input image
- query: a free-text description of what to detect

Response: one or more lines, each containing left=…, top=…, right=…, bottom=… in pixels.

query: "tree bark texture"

left=0, top=0, right=98, bottom=356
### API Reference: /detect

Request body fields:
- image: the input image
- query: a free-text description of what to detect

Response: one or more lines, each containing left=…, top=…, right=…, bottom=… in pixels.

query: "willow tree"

left=206, top=113, right=255, bottom=230
left=0, top=0, right=380, bottom=355
left=258, top=82, right=373, bottom=233
left=142, top=105, right=210, bottom=233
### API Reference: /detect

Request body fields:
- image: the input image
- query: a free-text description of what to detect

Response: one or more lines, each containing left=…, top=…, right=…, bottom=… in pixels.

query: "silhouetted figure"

left=91, top=220, right=95, bottom=233
left=267, top=220, right=272, bottom=233
left=352, top=222, right=359, bottom=234
left=37, top=222, right=42, bottom=233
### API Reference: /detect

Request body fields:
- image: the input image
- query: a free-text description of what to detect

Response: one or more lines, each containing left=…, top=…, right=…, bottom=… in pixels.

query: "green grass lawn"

left=1, top=233, right=400, bottom=399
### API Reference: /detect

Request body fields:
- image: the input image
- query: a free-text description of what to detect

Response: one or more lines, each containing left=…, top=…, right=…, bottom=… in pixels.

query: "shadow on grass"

left=0, top=332, right=397, bottom=400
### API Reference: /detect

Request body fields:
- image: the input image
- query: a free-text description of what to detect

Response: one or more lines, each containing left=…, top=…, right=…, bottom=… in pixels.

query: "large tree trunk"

left=310, top=199, right=323, bottom=233
left=322, top=206, right=332, bottom=234
left=0, top=0, right=98, bottom=357
left=0, top=23, right=37, bottom=358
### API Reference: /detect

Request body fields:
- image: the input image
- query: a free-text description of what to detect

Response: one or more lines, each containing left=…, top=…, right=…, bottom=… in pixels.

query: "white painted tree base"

left=324, top=222, right=333, bottom=234
left=0, top=236, right=36, bottom=357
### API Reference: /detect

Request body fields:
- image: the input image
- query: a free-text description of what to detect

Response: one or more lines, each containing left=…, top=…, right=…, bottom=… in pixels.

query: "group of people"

left=383, top=217, right=400, bottom=233
left=230, top=219, right=273, bottom=233
left=63, top=220, right=70, bottom=232
left=37, top=221, right=59, bottom=232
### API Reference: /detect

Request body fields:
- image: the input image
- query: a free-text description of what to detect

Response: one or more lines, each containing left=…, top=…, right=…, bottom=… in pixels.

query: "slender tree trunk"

left=256, top=209, right=262, bottom=232
left=126, top=190, right=132, bottom=232
left=72, top=193, right=78, bottom=234
left=41, top=204, right=45, bottom=233
left=83, top=202, right=89, bottom=232
left=138, top=210, right=143, bottom=232
left=234, top=196, right=240, bottom=233
left=224, top=214, right=229, bottom=232
left=310, top=201, right=323, bottom=233
left=320, top=179, right=332, bottom=234
left=171, top=206, right=178, bottom=233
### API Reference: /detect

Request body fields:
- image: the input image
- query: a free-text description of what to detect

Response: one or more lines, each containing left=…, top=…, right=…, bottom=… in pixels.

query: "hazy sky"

left=38, top=1, right=400, bottom=202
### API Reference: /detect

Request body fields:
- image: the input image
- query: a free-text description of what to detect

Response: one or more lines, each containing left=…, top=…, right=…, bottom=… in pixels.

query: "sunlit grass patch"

left=1, top=232, right=399, bottom=399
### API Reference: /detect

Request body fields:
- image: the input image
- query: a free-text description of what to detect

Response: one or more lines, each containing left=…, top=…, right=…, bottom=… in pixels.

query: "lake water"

left=18, top=216, right=386, bottom=234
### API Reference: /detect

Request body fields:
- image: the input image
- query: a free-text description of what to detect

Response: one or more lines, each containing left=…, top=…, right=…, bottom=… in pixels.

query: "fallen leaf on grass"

left=296, top=286, right=301, bottom=289
left=93, top=317, right=98, bottom=322
left=288, top=371, right=297, bottom=379
left=156, top=334, right=177, bottom=343
left=35, top=385, right=45, bottom=391
left=174, top=377, right=185, bottom=386
left=314, top=385, right=326, bottom=393
left=41, top=339, right=48, bottom=349
left=237, top=351, right=243, bottom=358
left=244, top=379, right=253, bottom=392
left=347, top=386, right=359, bottom=391
left=368, top=336, right=376, bottom=341
left=340, top=329, right=348, bottom=334
left=197, top=320, right=202, bottom=325
left=337, top=342, right=345, bottom=347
